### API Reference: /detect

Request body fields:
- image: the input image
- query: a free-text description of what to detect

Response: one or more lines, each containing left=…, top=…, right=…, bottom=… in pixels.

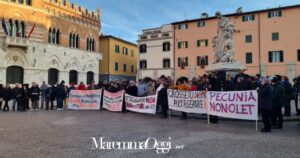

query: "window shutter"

left=205, top=40, right=208, bottom=46
left=178, top=42, right=182, bottom=48
left=298, top=50, right=300, bottom=61
left=242, top=16, right=246, bottom=22
left=185, top=41, right=188, bottom=48
left=197, top=22, right=200, bottom=27
left=178, top=58, right=181, bottom=67
left=186, top=24, right=188, bottom=29
left=178, top=24, right=181, bottom=30
left=185, top=57, right=189, bottom=66
left=252, top=15, right=255, bottom=21
left=269, top=52, right=272, bottom=63
left=205, top=56, right=208, bottom=65
left=268, top=12, right=272, bottom=18
left=278, top=10, right=282, bottom=17
left=197, top=56, right=200, bottom=66
left=280, top=51, right=284, bottom=62
left=197, top=40, right=200, bottom=47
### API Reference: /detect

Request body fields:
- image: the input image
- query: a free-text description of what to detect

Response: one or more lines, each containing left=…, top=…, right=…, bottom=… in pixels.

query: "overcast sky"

left=72, top=0, right=300, bottom=43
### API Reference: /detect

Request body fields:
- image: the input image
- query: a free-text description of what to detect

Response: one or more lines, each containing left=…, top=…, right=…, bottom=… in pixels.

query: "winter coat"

left=157, top=87, right=168, bottom=107
left=283, top=81, right=293, bottom=100
left=3, top=88, right=12, bottom=101
left=12, top=87, right=21, bottom=99
left=29, top=86, right=40, bottom=102
left=272, top=83, right=285, bottom=108
left=126, top=86, right=138, bottom=97
left=55, top=85, right=67, bottom=99
left=258, top=84, right=273, bottom=110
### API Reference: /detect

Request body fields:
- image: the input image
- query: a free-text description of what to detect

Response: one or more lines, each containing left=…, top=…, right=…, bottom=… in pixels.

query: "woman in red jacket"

left=77, top=82, right=87, bottom=90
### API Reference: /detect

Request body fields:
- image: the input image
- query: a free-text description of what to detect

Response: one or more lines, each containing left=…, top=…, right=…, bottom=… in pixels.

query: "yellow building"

left=0, top=0, right=102, bottom=85
left=99, top=35, right=137, bottom=81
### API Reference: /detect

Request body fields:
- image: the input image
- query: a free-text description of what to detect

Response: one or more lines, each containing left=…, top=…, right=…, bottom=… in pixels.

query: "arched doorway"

left=69, top=70, right=78, bottom=84
left=87, top=71, right=94, bottom=84
left=6, top=66, right=24, bottom=84
left=48, top=68, right=59, bottom=85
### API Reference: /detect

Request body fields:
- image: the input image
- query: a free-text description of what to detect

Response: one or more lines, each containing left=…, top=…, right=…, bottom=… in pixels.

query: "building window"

left=272, top=32, right=279, bottom=41
left=48, top=27, right=60, bottom=45
left=242, top=15, right=255, bottom=22
left=268, top=10, right=282, bottom=18
left=163, top=59, right=170, bottom=68
left=25, top=0, right=31, bottom=5
left=115, top=62, right=119, bottom=71
left=139, top=44, right=147, bottom=53
left=269, top=51, right=283, bottom=63
left=245, top=35, right=252, bottom=43
left=178, top=24, right=188, bottom=30
left=163, top=42, right=171, bottom=51
left=123, top=64, right=127, bottom=72
left=131, top=65, right=134, bottom=73
left=178, top=57, right=188, bottom=67
left=246, top=52, right=253, bottom=64
left=123, top=47, right=128, bottom=55
left=18, top=0, right=24, bottom=4
left=87, top=37, right=95, bottom=51
left=197, top=39, right=208, bottom=47
left=178, top=41, right=188, bottom=49
left=298, top=50, right=300, bottom=62
left=140, top=60, right=147, bottom=69
left=131, top=50, right=134, bottom=57
left=198, top=21, right=205, bottom=27
left=115, top=45, right=120, bottom=53
left=197, top=56, right=208, bottom=66
left=69, top=33, right=79, bottom=48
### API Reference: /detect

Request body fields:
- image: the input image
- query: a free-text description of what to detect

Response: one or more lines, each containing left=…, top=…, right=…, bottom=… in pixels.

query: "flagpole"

left=28, top=11, right=38, bottom=38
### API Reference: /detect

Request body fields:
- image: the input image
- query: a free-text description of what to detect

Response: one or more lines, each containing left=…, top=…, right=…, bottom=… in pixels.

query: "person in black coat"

left=258, top=77, right=273, bottom=132
left=282, top=76, right=293, bottom=116
left=3, top=85, right=12, bottom=112
left=0, top=84, right=3, bottom=110
left=55, top=81, right=67, bottom=111
left=125, top=81, right=138, bottom=97
left=29, top=82, right=40, bottom=111
left=50, top=84, right=57, bottom=110
left=157, top=81, right=169, bottom=118
left=21, top=84, right=30, bottom=110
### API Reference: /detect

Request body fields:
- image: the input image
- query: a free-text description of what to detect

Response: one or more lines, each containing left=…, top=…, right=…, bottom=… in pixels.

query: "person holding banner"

left=258, top=77, right=273, bottom=133
left=126, top=81, right=138, bottom=97
left=177, top=79, right=190, bottom=120
left=292, top=77, right=300, bottom=115
left=157, top=80, right=169, bottom=118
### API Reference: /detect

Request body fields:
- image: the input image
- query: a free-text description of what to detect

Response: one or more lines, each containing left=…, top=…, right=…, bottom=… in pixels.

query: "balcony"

left=5, top=36, right=29, bottom=49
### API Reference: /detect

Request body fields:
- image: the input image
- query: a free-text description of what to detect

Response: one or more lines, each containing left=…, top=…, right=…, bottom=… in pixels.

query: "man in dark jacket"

left=293, top=78, right=300, bottom=115
left=56, top=81, right=67, bottom=111
left=50, top=84, right=57, bottom=110
left=282, top=76, right=293, bottom=116
left=30, top=82, right=40, bottom=111
left=271, top=77, right=285, bottom=129
left=125, top=81, right=138, bottom=97
left=3, top=85, right=12, bottom=111
left=12, top=83, right=21, bottom=111
left=258, top=77, right=273, bottom=132
left=157, top=80, right=169, bottom=118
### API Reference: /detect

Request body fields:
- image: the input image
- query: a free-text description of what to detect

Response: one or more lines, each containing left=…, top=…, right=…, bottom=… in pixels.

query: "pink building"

left=172, top=5, right=300, bottom=80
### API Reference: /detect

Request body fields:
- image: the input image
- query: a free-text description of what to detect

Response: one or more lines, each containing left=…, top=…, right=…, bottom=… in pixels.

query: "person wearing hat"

left=258, top=77, right=273, bottom=132
left=271, top=77, right=285, bottom=129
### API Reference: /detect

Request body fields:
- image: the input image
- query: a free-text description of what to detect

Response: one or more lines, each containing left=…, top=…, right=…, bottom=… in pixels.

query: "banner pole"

left=256, top=120, right=258, bottom=131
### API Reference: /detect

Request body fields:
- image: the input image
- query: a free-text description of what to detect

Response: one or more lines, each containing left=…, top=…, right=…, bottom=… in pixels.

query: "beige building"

left=0, top=0, right=102, bottom=85
left=137, top=24, right=174, bottom=80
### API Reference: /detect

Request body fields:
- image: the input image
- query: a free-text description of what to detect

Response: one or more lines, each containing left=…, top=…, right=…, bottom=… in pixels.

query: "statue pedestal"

left=206, top=62, right=246, bottom=80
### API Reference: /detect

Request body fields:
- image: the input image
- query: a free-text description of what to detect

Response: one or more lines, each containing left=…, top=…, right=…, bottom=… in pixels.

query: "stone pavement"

left=0, top=110, right=299, bottom=158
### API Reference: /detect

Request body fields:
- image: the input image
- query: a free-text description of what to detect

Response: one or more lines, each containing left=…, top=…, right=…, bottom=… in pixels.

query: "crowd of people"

left=0, top=73, right=299, bottom=133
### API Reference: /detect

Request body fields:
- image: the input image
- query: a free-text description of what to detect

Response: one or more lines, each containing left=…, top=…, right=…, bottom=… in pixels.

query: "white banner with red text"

left=103, top=90, right=125, bottom=112
left=207, top=90, right=258, bottom=120
left=68, top=90, right=102, bottom=110
left=125, top=94, right=157, bottom=114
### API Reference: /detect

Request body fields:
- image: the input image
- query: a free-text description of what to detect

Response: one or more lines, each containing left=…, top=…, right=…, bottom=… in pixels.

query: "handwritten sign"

left=103, top=90, right=124, bottom=112
left=125, top=94, right=157, bottom=114
left=167, top=89, right=207, bottom=114
left=207, top=91, right=258, bottom=120
left=68, top=90, right=102, bottom=110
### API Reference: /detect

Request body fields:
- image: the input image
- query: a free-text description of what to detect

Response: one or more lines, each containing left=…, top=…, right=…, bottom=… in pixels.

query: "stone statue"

left=212, top=12, right=236, bottom=63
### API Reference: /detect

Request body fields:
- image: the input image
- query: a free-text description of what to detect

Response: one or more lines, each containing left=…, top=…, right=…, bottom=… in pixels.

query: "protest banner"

left=125, top=94, right=157, bottom=114
left=207, top=90, right=258, bottom=121
left=103, top=90, right=124, bottom=112
left=167, top=89, right=207, bottom=114
left=68, top=90, right=102, bottom=110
